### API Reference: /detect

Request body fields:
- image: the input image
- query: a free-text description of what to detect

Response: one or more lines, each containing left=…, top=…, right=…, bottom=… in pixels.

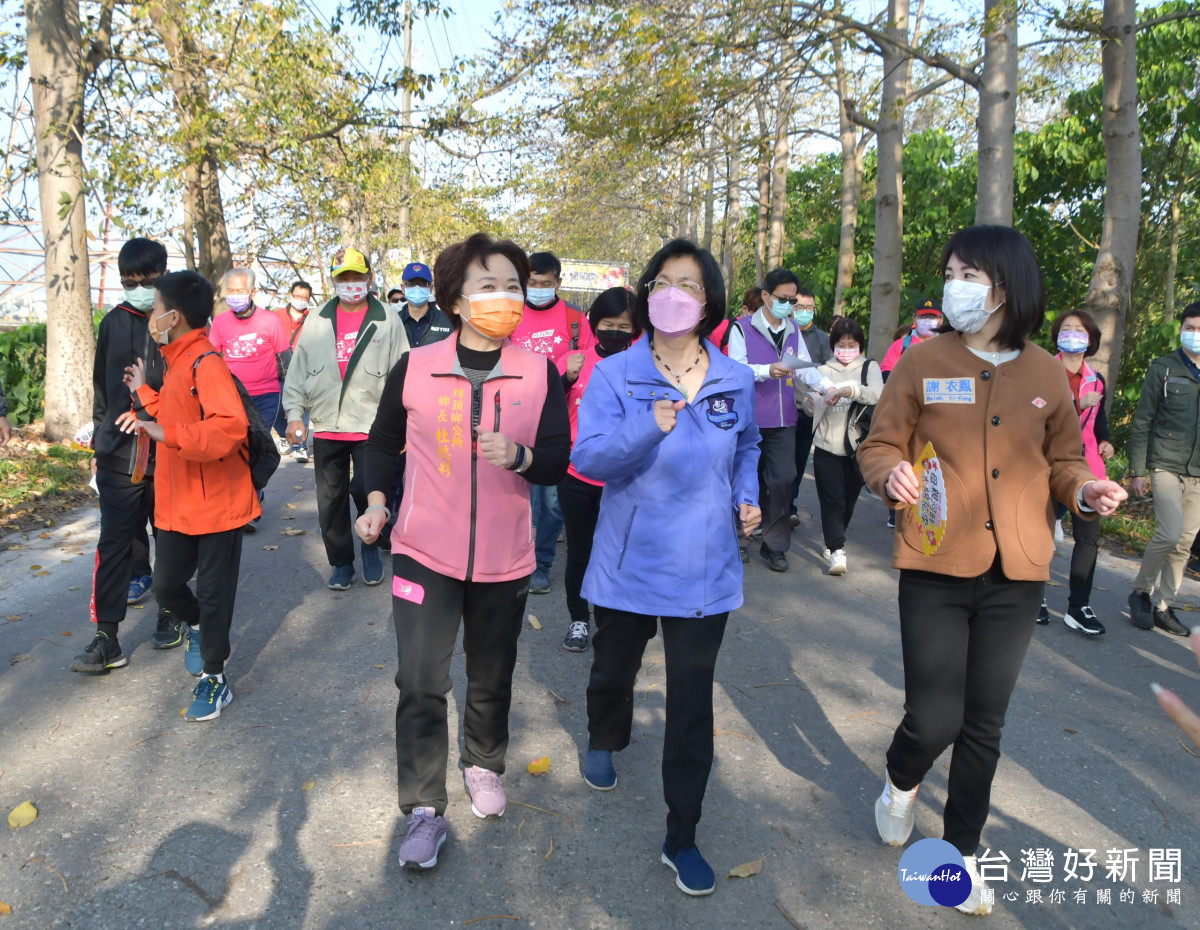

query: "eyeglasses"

left=647, top=279, right=704, bottom=299
left=769, top=294, right=800, bottom=306
left=120, top=275, right=161, bottom=289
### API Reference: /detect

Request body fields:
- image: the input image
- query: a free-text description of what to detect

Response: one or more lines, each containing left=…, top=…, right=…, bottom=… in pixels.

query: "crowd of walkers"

left=59, top=222, right=1200, bottom=913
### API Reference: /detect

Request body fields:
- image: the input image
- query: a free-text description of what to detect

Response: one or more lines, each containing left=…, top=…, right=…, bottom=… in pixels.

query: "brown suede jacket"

left=857, top=332, right=1096, bottom=581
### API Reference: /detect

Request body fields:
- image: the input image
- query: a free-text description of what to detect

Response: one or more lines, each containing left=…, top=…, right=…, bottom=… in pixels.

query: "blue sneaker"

left=583, top=741, right=616, bottom=790
left=184, top=626, right=203, bottom=677
left=661, top=843, right=716, bottom=896
left=186, top=675, right=232, bottom=721
left=530, top=567, right=550, bottom=595
left=328, top=564, right=355, bottom=590
left=127, top=574, right=153, bottom=605
left=361, top=544, right=384, bottom=585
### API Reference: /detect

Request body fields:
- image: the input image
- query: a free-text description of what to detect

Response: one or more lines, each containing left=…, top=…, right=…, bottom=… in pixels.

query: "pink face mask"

left=834, top=347, right=861, bottom=364
left=648, top=287, right=703, bottom=336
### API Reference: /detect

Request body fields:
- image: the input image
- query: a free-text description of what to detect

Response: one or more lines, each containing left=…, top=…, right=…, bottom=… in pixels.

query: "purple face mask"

left=648, top=287, right=703, bottom=336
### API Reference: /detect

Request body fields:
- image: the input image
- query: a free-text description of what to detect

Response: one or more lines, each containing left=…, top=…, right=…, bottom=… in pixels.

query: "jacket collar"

left=159, top=327, right=208, bottom=365
left=750, top=307, right=795, bottom=342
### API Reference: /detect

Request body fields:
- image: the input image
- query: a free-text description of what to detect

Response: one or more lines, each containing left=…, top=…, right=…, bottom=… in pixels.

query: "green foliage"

left=0, top=324, right=47, bottom=426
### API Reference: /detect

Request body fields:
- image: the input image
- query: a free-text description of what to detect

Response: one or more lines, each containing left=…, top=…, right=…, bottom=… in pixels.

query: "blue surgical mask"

left=794, top=309, right=814, bottom=328
left=1182, top=331, right=1200, bottom=354
left=527, top=286, right=557, bottom=306
left=768, top=300, right=793, bottom=320
left=124, top=286, right=156, bottom=312
left=405, top=286, right=430, bottom=306
left=1057, top=332, right=1090, bottom=355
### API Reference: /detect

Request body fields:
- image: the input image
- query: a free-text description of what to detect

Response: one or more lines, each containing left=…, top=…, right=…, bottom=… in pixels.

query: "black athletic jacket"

left=92, top=302, right=165, bottom=475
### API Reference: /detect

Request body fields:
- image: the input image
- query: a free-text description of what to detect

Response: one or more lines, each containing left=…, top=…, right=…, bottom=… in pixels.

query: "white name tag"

left=923, top=377, right=976, bottom=404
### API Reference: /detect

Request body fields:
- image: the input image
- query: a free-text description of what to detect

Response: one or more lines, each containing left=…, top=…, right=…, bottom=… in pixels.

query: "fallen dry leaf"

left=373, top=664, right=386, bottom=669
left=10, top=655, right=30, bottom=665
left=28, top=565, right=41, bottom=571
left=179, top=709, right=186, bottom=717
left=544, top=836, right=554, bottom=861
left=527, top=614, right=542, bottom=630
left=280, top=528, right=307, bottom=536
left=728, top=857, right=764, bottom=879
left=60, top=631, right=72, bottom=637
left=526, top=756, right=550, bottom=776
left=301, top=781, right=316, bottom=791
left=286, top=502, right=297, bottom=509
left=5, top=616, right=19, bottom=622
left=0, top=899, right=10, bottom=914
left=34, top=571, right=50, bottom=577
left=294, top=485, right=304, bottom=491
left=8, top=800, right=38, bottom=829
left=38, top=532, right=51, bottom=539
left=130, top=604, right=144, bottom=610
left=262, top=545, right=279, bottom=551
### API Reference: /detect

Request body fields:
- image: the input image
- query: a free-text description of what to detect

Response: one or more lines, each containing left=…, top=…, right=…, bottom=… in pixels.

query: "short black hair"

left=1050, top=310, right=1102, bottom=357
left=829, top=316, right=866, bottom=350
left=762, top=268, right=801, bottom=294
left=290, top=280, right=312, bottom=296
left=156, top=270, right=213, bottom=329
left=939, top=225, right=1045, bottom=351
left=387, top=288, right=403, bottom=302
left=529, top=251, right=562, bottom=278
left=797, top=287, right=815, bottom=300
left=633, top=238, right=726, bottom=339
left=118, top=238, right=168, bottom=276
left=1182, top=302, right=1200, bottom=324
left=587, top=286, right=639, bottom=336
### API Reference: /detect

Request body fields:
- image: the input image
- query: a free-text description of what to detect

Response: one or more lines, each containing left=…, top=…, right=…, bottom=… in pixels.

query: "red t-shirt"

left=315, top=304, right=370, bottom=441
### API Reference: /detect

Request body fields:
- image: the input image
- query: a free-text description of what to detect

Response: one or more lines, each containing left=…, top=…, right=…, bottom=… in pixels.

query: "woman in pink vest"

left=557, top=286, right=640, bottom=653
left=1036, top=309, right=1114, bottom=635
left=358, top=233, right=571, bottom=871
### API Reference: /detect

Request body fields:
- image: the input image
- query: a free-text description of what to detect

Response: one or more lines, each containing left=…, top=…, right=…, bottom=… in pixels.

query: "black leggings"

left=885, top=563, right=1042, bottom=856
left=587, top=606, right=728, bottom=855
left=812, top=447, right=865, bottom=551
left=558, top=473, right=604, bottom=624
left=1065, top=513, right=1101, bottom=611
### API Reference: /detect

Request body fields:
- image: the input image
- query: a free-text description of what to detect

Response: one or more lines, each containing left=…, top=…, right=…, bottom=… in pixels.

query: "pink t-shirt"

left=512, top=298, right=595, bottom=361
left=315, top=304, right=370, bottom=442
left=208, top=307, right=289, bottom=396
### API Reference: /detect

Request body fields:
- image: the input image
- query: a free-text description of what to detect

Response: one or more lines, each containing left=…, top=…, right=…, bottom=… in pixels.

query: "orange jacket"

left=135, top=328, right=260, bottom=534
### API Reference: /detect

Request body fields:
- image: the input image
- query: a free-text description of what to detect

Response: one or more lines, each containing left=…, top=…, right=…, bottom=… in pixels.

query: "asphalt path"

left=1, top=456, right=1197, bottom=929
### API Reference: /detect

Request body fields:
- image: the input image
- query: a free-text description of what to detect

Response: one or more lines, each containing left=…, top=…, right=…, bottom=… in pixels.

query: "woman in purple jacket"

left=572, top=239, right=761, bottom=897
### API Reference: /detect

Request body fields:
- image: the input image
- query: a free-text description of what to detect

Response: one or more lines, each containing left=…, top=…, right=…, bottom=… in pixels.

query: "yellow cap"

left=331, top=247, right=370, bottom=277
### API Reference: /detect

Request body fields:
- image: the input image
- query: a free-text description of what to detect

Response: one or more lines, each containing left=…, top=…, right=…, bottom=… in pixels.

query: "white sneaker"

left=955, top=855, right=993, bottom=915
left=1053, top=519, right=1064, bottom=544
left=275, top=436, right=291, bottom=456
left=292, top=445, right=309, bottom=464
left=828, top=549, right=847, bottom=575
left=874, top=771, right=918, bottom=845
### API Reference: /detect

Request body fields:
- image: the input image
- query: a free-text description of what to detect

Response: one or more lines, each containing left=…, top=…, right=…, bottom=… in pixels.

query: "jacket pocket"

left=897, top=462, right=971, bottom=556
left=616, top=505, right=639, bottom=570
left=1015, top=467, right=1055, bottom=567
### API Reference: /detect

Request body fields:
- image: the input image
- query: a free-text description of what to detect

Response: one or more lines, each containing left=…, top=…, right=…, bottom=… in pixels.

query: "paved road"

left=1, top=456, right=1197, bottom=929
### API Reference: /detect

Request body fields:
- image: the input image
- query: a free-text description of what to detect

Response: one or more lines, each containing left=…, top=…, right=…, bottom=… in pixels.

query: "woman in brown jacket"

left=857, top=226, right=1126, bottom=915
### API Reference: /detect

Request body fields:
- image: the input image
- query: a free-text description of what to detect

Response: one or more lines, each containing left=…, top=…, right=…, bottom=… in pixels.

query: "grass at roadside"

left=0, top=421, right=94, bottom=538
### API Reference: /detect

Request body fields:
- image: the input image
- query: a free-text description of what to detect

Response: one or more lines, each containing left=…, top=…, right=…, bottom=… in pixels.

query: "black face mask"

left=596, top=329, right=634, bottom=354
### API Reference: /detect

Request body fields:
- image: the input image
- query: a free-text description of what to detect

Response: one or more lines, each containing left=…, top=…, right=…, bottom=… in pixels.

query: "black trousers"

left=131, top=520, right=152, bottom=579
left=886, top=564, right=1042, bottom=856
left=812, top=447, right=865, bottom=551
left=93, top=467, right=156, bottom=625
left=559, top=473, right=604, bottom=625
left=153, top=527, right=244, bottom=676
left=757, top=426, right=797, bottom=553
left=587, top=606, right=728, bottom=855
left=391, top=553, right=529, bottom=816
left=313, top=437, right=368, bottom=567
left=791, top=411, right=816, bottom=508
left=1066, top=513, right=1101, bottom=611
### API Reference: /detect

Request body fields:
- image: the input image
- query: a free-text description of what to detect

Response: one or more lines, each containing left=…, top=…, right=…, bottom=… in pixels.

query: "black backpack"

left=843, top=359, right=878, bottom=455
left=190, top=351, right=281, bottom=490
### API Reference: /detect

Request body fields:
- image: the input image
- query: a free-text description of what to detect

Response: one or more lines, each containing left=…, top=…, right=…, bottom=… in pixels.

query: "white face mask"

left=941, top=279, right=997, bottom=335
left=335, top=281, right=369, bottom=304
left=289, top=297, right=309, bottom=311
left=150, top=309, right=177, bottom=345
left=124, top=286, right=157, bottom=312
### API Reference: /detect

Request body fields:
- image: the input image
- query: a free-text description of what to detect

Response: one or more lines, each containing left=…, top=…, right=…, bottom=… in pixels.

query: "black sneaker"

left=70, top=631, right=128, bottom=673
left=563, top=621, right=590, bottom=652
left=151, top=609, right=184, bottom=649
left=1036, top=599, right=1050, bottom=624
left=1064, top=605, right=1105, bottom=635
left=1153, top=606, right=1190, bottom=637
left=1128, top=591, right=1154, bottom=630
left=759, top=543, right=788, bottom=572
left=886, top=511, right=896, bottom=529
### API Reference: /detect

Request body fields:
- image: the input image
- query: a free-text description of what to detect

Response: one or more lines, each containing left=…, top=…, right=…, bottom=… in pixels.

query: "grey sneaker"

left=874, top=771, right=918, bottom=846
left=1154, top=605, right=1190, bottom=636
left=398, top=807, right=448, bottom=869
left=530, top=568, right=550, bottom=595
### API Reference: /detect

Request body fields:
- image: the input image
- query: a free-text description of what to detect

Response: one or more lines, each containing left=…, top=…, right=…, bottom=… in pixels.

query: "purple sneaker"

left=463, top=765, right=506, bottom=819
left=398, top=807, right=448, bottom=869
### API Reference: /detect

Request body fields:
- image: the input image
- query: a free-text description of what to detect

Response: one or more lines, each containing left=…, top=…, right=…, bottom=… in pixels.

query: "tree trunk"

left=148, top=0, right=232, bottom=284
left=1163, top=187, right=1180, bottom=323
left=767, top=86, right=792, bottom=268
left=755, top=141, right=770, bottom=283
left=701, top=128, right=716, bottom=252
left=720, top=132, right=741, bottom=304
left=833, top=31, right=864, bottom=316
left=25, top=0, right=95, bottom=439
left=1084, top=0, right=1140, bottom=403
left=975, top=0, right=1017, bottom=225
left=868, top=0, right=912, bottom=359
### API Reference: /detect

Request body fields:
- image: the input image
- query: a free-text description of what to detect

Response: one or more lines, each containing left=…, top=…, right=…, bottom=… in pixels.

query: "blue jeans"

left=531, top=483, right=563, bottom=571
left=251, top=392, right=280, bottom=505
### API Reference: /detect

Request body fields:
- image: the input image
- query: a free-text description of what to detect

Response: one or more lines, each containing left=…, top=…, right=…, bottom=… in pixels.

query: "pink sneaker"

left=463, top=765, right=506, bottom=819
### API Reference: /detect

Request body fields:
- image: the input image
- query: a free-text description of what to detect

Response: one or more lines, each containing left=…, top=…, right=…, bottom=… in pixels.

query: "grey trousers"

left=1133, top=469, right=1200, bottom=609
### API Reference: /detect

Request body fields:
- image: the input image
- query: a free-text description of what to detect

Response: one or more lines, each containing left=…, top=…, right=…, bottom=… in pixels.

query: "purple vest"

left=739, top=319, right=800, bottom=428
